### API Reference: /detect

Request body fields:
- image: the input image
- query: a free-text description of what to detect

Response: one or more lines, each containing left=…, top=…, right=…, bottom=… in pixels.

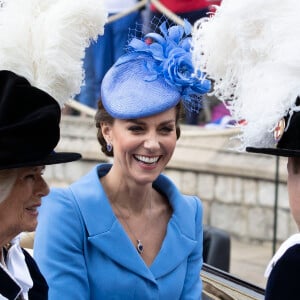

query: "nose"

left=144, top=133, right=160, bottom=151
left=35, top=177, right=50, bottom=197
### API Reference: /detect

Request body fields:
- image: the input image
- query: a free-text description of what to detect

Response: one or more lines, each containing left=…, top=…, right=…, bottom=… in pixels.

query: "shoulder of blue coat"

left=45, top=163, right=111, bottom=200
left=182, top=194, right=203, bottom=210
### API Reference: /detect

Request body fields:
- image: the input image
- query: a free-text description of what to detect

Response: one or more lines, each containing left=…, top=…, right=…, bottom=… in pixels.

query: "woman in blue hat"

left=35, top=20, right=211, bottom=299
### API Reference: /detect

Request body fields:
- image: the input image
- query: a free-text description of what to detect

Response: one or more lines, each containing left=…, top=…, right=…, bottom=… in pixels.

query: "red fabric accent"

left=207, top=0, right=222, bottom=13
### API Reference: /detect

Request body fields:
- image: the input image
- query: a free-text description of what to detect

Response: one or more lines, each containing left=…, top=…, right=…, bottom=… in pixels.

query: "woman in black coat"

left=0, top=0, right=106, bottom=297
left=0, top=71, right=81, bottom=300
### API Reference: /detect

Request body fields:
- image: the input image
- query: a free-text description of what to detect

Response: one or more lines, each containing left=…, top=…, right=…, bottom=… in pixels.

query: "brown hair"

left=95, top=100, right=182, bottom=157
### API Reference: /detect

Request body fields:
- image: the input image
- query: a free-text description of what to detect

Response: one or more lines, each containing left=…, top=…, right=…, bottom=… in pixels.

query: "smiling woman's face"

left=0, top=166, right=50, bottom=239
left=101, top=107, right=178, bottom=186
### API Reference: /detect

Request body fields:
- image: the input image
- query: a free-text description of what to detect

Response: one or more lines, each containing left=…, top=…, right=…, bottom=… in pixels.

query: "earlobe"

left=100, top=122, right=112, bottom=140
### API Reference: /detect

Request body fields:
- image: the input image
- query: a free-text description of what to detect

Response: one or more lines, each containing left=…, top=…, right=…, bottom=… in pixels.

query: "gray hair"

left=0, top=169, right=18, bottom=204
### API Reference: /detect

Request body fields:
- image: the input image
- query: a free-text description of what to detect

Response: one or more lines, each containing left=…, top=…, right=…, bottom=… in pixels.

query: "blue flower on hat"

left=116, top=20, right=211, bottom=113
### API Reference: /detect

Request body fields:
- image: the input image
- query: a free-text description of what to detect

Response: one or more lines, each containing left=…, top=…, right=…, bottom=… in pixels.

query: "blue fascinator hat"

left=101, top=20, right=211, bottom=119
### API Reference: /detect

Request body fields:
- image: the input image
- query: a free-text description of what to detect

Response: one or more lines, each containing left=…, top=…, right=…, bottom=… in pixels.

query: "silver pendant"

left=136, top=240, right=144, bottom=254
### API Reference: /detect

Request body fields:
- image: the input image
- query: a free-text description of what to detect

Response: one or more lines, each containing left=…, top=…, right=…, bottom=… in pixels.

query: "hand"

left=287, top=157, right=300, bottom=230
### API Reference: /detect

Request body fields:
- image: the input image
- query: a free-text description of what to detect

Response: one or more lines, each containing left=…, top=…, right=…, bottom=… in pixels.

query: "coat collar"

left=70, top=164, right=198, bottom=283
left=265, top=233, right=300, bottom=278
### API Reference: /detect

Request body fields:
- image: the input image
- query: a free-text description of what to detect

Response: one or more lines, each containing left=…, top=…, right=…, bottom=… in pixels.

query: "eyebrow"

left=31, top=166, right=46, bottom=172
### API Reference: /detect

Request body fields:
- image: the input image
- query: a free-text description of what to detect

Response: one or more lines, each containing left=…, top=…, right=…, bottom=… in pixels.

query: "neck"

left=116, top=190, right=152, bottom=214
left=0, top=226, right=17, bottom=249
left=101, top=172, right=154, bottom=215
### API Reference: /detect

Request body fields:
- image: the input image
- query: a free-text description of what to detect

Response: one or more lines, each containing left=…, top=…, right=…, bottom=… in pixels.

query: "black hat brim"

left=0, top=151, right=81, bottom=170
left=246, top=147, right=300, bottom=157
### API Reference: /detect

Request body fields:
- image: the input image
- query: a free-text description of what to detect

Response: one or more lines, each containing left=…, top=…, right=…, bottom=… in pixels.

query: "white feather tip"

left=0, top=0, right=108, bottom=107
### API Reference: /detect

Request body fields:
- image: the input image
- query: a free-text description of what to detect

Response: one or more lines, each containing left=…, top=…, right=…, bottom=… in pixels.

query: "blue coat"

left=34, top=164, right=203, bottom=299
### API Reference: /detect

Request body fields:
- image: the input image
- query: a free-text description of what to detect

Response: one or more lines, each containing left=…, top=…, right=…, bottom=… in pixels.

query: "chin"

left=135, top=175, right=158, bottom=186
left=24, top=221, right=38, bottom=233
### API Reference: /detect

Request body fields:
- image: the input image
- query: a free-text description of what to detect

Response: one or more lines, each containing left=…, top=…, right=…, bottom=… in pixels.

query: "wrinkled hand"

left=287, top=157, right=300, bottom=230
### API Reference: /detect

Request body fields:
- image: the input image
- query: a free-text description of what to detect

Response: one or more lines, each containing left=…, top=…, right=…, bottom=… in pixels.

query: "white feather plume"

left=0, top=0, right=107, bottom=107
left=192, top=0, right=300, bottom=149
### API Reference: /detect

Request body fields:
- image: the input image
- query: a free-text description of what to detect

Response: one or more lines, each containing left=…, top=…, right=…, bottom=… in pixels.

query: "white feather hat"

left=0, top=0, right=107, bottom=107
left=192, top=0, right=300, bottom=151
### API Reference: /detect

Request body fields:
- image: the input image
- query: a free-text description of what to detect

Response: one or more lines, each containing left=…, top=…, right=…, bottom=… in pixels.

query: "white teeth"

left=135, top=155, right=159, bottom=164
left=26, top=205, right=39, bottom=211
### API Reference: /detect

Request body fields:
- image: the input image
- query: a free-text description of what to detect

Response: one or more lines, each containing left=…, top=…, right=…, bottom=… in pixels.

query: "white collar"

left=265, top=233, right=300, bottom=277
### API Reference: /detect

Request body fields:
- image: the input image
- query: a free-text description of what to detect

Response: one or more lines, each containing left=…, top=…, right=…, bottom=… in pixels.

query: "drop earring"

left=106, top=142, right=113, bottom=153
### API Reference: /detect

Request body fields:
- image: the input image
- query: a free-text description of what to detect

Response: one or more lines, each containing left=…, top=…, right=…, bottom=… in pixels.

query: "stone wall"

left=45, top=115, right=297, bottom=243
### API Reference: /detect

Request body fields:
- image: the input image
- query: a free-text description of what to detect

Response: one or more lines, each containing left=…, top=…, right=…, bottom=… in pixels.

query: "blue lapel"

left=70, top=164, right=198, bottom=282
left=70, top=165, right=156, bottom=283
left=150, top=174, right=198, bottom=278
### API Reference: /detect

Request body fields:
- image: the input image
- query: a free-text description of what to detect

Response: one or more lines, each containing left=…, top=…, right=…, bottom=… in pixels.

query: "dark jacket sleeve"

left=23, top=249, right=48, bottom=300
left=0, top=267, right=21, bottom=300
left=265, top=244, right=300, bottom=300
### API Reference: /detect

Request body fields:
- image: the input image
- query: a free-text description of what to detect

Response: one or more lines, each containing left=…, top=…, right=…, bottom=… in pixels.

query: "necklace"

left=0, top=243, right=10, bottom=267
left=112, top=194, right=152, bottom=255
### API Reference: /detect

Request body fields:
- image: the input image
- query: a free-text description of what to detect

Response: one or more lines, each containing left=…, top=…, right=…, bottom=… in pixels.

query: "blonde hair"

left=0, top=168, right=18, bottom=203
